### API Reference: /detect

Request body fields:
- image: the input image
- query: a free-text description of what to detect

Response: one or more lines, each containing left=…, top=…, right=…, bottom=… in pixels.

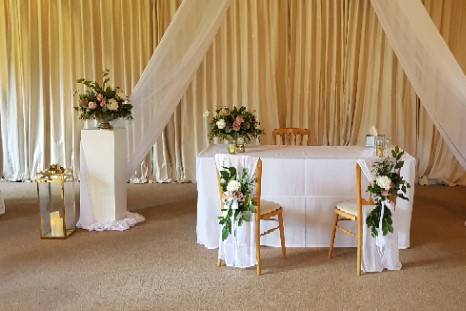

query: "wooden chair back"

left=272, top=128, right=311, bottom=146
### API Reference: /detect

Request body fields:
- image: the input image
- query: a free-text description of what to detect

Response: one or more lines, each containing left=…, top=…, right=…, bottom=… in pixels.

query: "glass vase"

left=235, top=137, right=245, bottom=153
left=375, top=135, right=386, bottom=157
left=227, top=140, right=237, bottom=154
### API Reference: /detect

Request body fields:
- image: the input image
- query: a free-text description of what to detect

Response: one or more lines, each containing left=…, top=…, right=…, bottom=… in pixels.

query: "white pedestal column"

left=79, top=128, right=127, bottom=226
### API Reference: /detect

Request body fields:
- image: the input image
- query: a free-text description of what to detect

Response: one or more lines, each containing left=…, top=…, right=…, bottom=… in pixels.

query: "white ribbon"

left=375, top=200, right=391, bottom=255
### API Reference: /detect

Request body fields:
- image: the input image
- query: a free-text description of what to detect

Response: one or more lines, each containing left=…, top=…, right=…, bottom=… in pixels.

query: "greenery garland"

left=217, top=166, right=257, bottom=241
left=366, top=146, right=411, bottom=237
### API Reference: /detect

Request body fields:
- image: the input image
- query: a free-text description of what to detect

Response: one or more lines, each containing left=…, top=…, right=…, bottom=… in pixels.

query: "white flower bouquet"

left=217, top=166, right=257, bottom=241
left=74, top=70, right=132, bottom=129
left=366, top=146, right=410, bottom=237
left=206, top=106, right=263, bottom=143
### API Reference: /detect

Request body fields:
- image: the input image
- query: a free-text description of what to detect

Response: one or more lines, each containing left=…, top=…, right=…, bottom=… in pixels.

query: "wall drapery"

left=1, top=0, right=465, bottom=185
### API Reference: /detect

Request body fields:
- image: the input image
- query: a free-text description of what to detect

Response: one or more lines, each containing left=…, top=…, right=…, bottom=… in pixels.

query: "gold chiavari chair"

left=272, top=128, right=312, bottom=146
left=328, top=164, right=397, bottom=276
left=328, top=163, right=373, bottom=276
left=216, top=159, right=286, bottom=276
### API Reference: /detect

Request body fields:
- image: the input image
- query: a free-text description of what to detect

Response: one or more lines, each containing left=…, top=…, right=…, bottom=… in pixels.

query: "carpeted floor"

left=0, top=182, right=465, bottom=311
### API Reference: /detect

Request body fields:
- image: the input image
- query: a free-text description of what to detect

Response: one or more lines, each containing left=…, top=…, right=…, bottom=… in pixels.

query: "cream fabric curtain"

left=0, top=0, right=162, bottom=180
left=371, top=0, right=466, bottom=170
left=1, top=0, right=466, bottom=185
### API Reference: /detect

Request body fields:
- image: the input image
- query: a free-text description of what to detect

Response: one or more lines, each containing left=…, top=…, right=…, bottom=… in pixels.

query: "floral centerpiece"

left=206, top=106, right=264, bottom=152
left=366, top=146, right=410, bottom=237
left=74, top=70, right=133, bottom=129
left=218, top=166, right=257, bottom=241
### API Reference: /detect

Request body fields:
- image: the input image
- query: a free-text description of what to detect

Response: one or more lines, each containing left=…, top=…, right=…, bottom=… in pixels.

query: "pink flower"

left=96, top=93, right=103, bottom=102
left=88, top=102, right=97, bottom=110
left=232, top=121, right=241, bottom=131
left=79, top=99, right=88, bottom=107
left=100, top=99, right=106, bottom=107
left=235, top=116, right=244, bottom=123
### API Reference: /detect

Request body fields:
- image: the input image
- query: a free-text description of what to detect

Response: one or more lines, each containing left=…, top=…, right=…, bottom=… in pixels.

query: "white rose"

left=203, top=110, right=210, bottom=118
left=216, top=119, right=226, bottom=129
left=107, top=99, right=119, bottom=111
left=226, top=180, right=241, bottom=192
left=376, top=175, right=392, bottom=190
left=220, top=178, right=226, bottom=184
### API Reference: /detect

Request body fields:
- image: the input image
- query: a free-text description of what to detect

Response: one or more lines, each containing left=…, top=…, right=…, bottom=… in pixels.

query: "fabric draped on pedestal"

left=78, top=212, right=145, bottom=232
left=214, top=153, right=259, bottom=268
left=78, top=129, right=144, bottom=232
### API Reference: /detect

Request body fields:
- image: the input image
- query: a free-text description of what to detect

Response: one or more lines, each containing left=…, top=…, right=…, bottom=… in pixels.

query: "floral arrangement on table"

left=205, top=106, right=264, bottom=144
left=74, top=70, right=133, bottom=129
left=366, top=146, right=410, bottom=237
left=217, top=166, right=257, bottom=241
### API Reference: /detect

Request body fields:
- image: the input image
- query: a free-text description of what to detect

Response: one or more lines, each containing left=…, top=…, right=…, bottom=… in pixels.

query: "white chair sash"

left=357, top=159, right=402, bottom=272
left=214, top=153, right=259, bottom=268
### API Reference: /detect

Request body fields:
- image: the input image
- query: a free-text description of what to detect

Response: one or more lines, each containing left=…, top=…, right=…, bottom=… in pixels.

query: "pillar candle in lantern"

left=50, top=211, right=64, bottom=237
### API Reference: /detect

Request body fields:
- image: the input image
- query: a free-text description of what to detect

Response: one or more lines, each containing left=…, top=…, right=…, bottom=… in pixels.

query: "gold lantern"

left=36, top=164, right=78, bottom=239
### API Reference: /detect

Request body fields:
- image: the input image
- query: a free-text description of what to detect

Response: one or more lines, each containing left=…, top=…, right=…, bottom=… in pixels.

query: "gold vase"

left=98, top=121, right=112, bottom=130
left=96, top=116, right=113, bottom=130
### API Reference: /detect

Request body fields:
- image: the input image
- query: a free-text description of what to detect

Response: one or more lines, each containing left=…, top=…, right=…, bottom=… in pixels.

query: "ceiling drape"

left=371, top=0, right=466, bottom=170
left=1, top=0, right=465, bottom=185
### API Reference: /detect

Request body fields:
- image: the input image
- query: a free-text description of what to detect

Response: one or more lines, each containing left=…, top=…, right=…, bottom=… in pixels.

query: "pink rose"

left=96, top=93, right=103, bottom=102
left=235, top=116, right=244, bottom=123
left=88, top=102, right=97, bottom=110
left=100, top=99, right=106, bottom=107
left=79, top=99, right=88, bottom=107
left=232, top=121, right=241, bottom=131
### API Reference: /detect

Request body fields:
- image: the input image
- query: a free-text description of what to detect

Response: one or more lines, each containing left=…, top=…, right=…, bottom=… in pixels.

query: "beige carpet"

left=0, top=182, right=465, bottom=311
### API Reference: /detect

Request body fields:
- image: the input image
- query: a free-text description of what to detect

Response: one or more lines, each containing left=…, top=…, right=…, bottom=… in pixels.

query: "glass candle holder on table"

left=375, top=135, right=386, bottom=158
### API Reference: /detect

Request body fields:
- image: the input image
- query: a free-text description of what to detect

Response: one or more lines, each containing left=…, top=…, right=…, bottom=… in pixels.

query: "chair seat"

left=336, top=201, right=358, bottom=216
left=260, top=200, right=281, bottom=215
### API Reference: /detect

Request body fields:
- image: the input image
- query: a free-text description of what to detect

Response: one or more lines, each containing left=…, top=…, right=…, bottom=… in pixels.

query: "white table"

left=196, top=145, right=416, bottom=249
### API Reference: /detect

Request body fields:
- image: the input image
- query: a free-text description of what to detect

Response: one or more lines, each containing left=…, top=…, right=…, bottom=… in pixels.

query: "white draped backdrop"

left=1, top=0, right=466, bottom=186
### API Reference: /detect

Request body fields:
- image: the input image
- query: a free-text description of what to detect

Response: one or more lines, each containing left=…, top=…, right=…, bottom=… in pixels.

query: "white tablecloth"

left=196, top=145, right=416, bottom=250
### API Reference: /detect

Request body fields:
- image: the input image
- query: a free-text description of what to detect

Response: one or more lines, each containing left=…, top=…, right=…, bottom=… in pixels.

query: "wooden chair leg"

left=357, top=216, right=362, bottom=276
left=328, top=211, right=339, bottom=258
left=216, top=258, right=222, bottom=267
left=278, top=209, right=286, bottom=258
left=256, top=215, right=261, bottom=276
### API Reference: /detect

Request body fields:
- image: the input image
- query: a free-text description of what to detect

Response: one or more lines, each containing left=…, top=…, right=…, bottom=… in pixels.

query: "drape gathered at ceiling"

left=1, top=0, right=466, bottom=185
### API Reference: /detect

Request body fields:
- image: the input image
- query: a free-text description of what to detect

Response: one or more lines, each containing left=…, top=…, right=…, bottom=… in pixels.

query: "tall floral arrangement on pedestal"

left=74, top=70, right=133, bottom=129
left=206, top=106, right=264, bottom=143
left=366, top=146, right=411, bottom=237
left=218, top=166, right=257, bottom=241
